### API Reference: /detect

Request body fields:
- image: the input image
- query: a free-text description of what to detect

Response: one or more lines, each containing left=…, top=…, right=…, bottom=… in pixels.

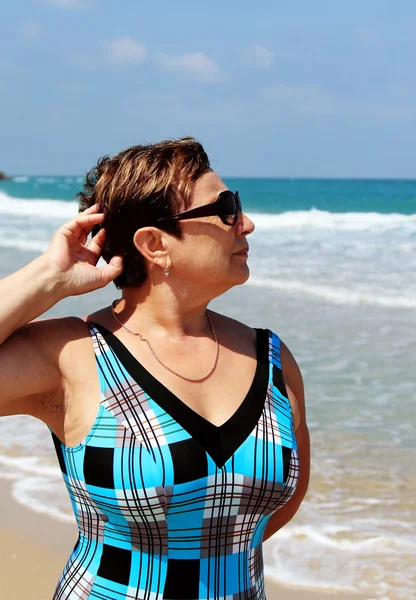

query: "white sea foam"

left=246, top=276, right=416, bottom=309
left=273, top=524, right=412, bottom=551
left=0, top=454, right=61, bottom=479
left=10, top=477, right=74, bottom=523
left=1, top=190, right=415, bottom=231
left=0, top=238, right=48, bottom=252
left=265, top=521, right=416, bottom=597
left=0, top=455, right=74, bottom=522
left=249, top=209, right=416, bottom=232
left=264, top=565, right=356, bottom=594
left=264, top=542, right=357, bottom=594
left=0, top=191, right=77, bottom=219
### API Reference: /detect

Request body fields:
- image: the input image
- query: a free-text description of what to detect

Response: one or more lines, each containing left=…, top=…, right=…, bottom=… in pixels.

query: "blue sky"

left=1, top=0, right=415, bottom=177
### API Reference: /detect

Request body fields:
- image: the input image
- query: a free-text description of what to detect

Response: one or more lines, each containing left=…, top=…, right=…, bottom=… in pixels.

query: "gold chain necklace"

left=110, top=300, right=219, bottom=383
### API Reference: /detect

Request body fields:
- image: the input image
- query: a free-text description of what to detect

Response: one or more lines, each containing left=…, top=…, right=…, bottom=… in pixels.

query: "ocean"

left=0, top=176, right=415, bottom=599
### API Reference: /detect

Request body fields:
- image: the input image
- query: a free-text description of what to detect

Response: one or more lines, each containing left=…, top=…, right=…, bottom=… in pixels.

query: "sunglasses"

left=148, top=190, right=242, bottom=227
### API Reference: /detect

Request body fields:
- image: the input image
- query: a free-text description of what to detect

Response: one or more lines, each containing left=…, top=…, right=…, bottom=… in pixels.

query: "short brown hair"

left=78, top=137, right=212, bottom=288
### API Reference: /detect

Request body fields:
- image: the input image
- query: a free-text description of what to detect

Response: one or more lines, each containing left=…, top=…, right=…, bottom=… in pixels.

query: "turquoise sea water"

left=0, top=176, right=415, bottom=599
left=1, top=175, right=416, bottom=214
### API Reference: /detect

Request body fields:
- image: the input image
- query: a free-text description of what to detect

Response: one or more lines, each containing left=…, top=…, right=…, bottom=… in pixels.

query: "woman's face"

left=167, top=171, right=255, bottom=295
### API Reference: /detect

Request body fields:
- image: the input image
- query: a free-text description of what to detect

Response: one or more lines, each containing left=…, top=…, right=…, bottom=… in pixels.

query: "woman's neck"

left=117, top=284, right=212, bottom=341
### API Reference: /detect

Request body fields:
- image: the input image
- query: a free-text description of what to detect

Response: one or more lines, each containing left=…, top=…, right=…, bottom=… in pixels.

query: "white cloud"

left=155, top=52, right=223, bottom=83
left=242, top=44, right=274, bottom=68
left=266, top=85, right=333, bottom=115
left=356, top=26, right=378, bottom=43
left=20, top=21, right=41, bottom=39
left=104, top=38, right=147, bottom=66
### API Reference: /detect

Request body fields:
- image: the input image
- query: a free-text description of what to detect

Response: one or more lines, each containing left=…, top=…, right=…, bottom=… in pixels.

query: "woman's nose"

left=236, top=211, right=255, bottom=235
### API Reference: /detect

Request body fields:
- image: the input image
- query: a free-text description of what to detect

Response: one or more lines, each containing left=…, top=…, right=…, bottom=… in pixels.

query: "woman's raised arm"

left=0, top=204, right=122, bottom=418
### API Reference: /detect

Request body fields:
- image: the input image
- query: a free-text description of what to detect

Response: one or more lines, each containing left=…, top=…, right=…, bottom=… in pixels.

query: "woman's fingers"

left=60, top=212, right=105, bottom=242
left=86, top=227, right=106, bottom=255
left=77, top=205, right=104, bottom=246
left=42, top=203, right=124, bottom=295
left=84, top=229, right=123, bottom=274
left=97, top=256, right=124, bottom=287
left=82, top=203, right=100, bottom=214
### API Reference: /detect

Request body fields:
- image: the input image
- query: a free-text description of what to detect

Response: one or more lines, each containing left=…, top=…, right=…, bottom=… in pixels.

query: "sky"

left=1, top=0, right=416, bottom=178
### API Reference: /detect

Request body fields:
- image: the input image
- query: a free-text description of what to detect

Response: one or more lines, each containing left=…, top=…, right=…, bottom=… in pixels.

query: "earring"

left=163, top=265, right=170, bottom=278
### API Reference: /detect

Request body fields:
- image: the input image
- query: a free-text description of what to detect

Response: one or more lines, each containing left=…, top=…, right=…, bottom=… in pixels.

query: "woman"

left=0, top=137, right=309, bottom=599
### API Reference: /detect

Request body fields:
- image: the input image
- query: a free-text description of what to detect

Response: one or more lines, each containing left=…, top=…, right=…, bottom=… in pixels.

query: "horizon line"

left=3, top=174, right=416, bottom=182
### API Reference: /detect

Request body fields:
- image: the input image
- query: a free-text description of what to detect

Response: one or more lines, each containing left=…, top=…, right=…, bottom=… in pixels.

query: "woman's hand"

left=43, top=203, right=123, bottom=297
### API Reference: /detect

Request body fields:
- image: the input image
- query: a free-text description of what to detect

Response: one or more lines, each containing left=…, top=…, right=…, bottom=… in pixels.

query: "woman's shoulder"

left=21, top=315, right=91, bottom=350
left=209, top=311, right=278, bottom=361
left=209, top=310, right=256, bottom=342
left=210, top=310, right=280, bottom=344
left=218, top=312, right=302, bottom=394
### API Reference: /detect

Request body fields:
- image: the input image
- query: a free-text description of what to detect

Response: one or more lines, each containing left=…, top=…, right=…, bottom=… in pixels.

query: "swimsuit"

left=51, top=323, right=299, bottom=600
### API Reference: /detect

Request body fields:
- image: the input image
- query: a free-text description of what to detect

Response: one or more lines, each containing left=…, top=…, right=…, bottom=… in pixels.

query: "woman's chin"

left=202, top=266, right=251, bottom=297
left=229, top=265, right=251, bottom=287
left=238, top=267, right=251, bottom=285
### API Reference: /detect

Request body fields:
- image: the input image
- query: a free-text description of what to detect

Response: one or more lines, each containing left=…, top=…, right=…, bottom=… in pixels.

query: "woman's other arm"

left=263, top=341, right=310, bottom=541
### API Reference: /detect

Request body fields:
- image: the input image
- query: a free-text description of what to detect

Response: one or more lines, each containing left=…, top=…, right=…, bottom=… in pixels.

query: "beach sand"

left=0, top=480, right=367, bottom=600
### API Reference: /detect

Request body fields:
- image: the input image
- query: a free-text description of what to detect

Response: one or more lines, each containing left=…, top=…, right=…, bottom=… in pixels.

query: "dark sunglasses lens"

left=221, top=191, right=238, bottom=224
left=235, top=191, right=241, bottom=212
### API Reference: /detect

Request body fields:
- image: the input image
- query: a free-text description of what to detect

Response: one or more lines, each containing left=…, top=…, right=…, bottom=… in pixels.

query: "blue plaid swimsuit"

left=51, top=323, right=299, bottom=600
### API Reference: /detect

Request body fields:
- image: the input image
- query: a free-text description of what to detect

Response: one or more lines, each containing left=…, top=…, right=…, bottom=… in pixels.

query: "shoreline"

left=0, top=479, right=366, bottom=600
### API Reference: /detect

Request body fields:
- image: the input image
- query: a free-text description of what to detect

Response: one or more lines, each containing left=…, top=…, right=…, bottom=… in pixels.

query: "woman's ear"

left=133, top=227, right=168, bottom=270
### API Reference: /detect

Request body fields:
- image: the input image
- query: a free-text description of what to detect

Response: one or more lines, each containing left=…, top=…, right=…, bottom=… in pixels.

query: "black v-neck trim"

left=89, top=322, right=270, bottom=469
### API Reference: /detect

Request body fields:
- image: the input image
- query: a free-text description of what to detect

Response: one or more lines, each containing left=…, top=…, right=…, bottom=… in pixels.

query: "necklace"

left=111, top=300, right=219, bottom=383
